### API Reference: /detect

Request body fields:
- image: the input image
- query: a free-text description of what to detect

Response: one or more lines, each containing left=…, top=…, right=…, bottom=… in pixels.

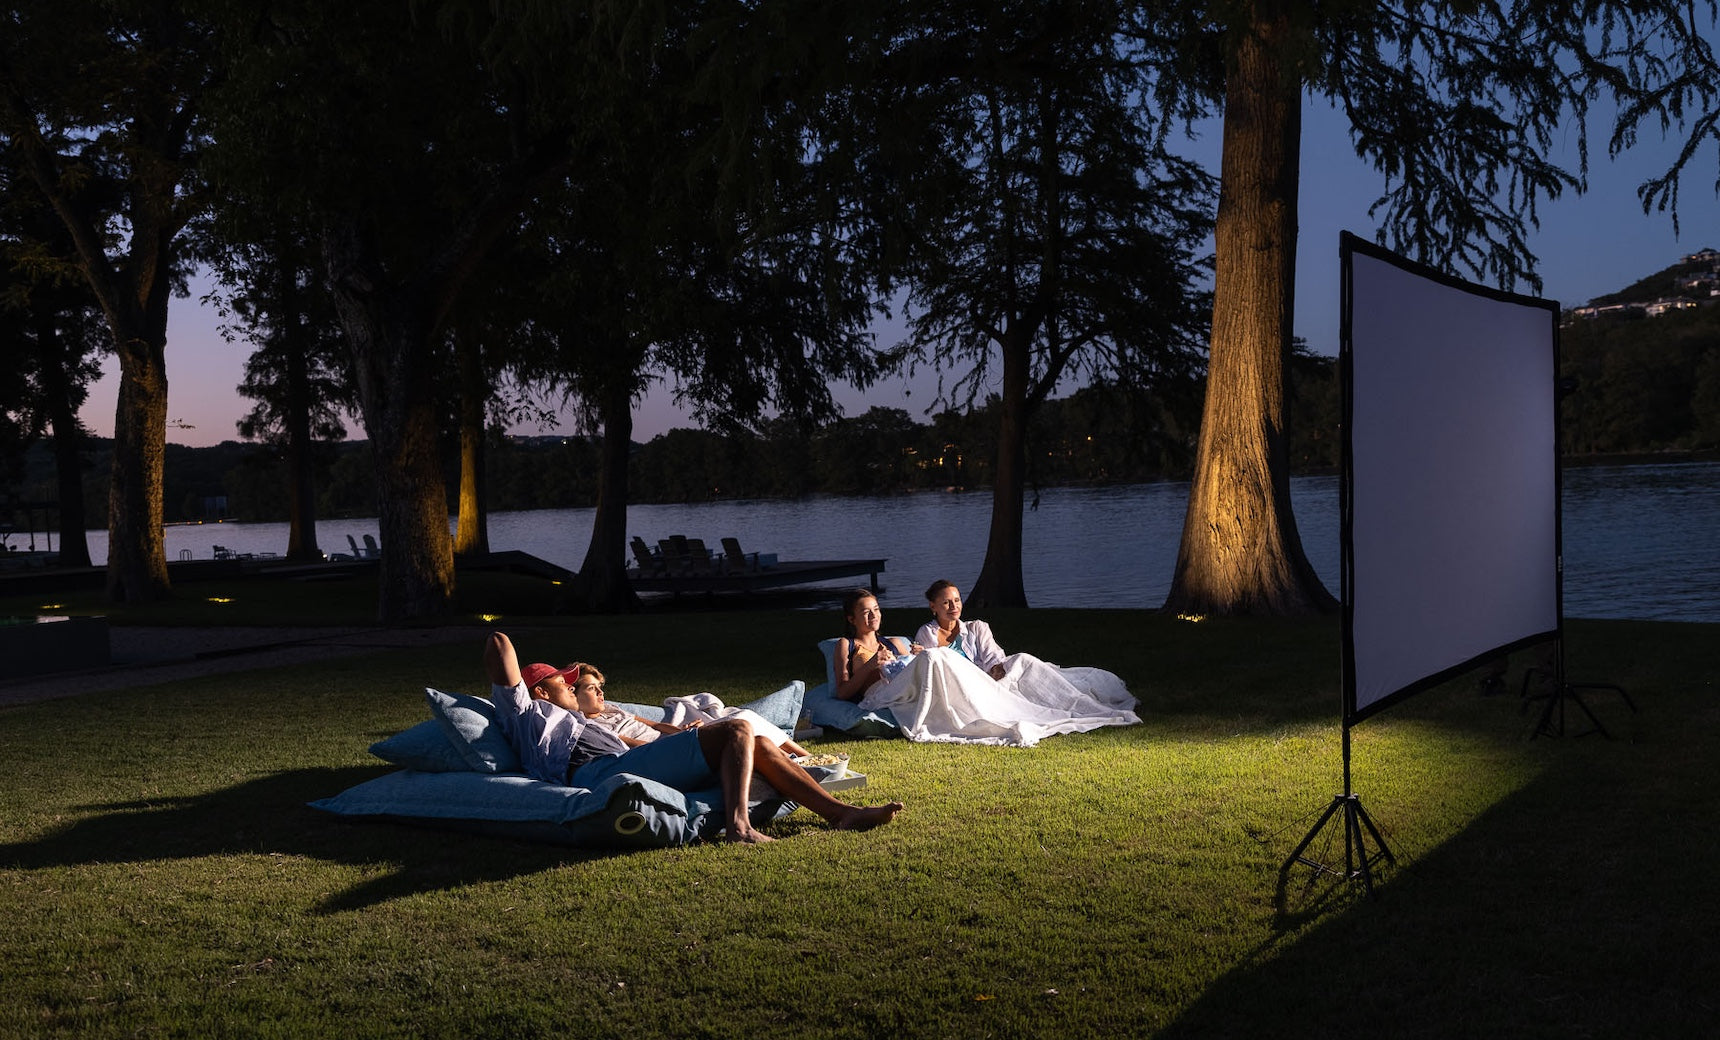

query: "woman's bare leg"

left=748, top=740, right=903, bottom=831
left=696, top=718, right=773, bottom=843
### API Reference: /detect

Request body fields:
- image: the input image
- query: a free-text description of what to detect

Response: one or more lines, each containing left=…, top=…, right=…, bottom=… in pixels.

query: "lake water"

left=65, top=460, right=1720, bottom=622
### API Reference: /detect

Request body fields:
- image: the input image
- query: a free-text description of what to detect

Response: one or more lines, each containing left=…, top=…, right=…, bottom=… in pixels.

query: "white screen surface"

left=1344, top=238, right=1559, bottom=720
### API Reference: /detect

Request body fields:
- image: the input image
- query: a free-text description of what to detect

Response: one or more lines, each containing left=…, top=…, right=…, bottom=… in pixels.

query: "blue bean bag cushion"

left=603, top=677, right=807, bottom=735
left=309, top=768, right=798, bottom=848
left=315, top=681, right=811, bottom=848
left=804, top=637, right=903, bottom=740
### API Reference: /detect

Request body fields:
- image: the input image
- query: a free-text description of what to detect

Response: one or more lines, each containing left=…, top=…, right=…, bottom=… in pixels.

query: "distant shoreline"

left=1562, top=448, right=1720, bottom=468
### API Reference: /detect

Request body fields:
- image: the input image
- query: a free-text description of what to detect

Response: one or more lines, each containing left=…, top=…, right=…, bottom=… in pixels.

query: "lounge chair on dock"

left=721, top=537, right=760, bottom=573
left=630, top=537, right=665, bottom=577
left=682, top=538, right=718, bottom=575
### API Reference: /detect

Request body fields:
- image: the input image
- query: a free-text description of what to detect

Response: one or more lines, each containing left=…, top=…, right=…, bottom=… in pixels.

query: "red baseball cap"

left=521, top=662, right=580, bottom=689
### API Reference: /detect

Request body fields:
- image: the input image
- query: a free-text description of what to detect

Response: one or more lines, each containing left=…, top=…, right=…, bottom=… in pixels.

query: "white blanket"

left=662, top=693, right=793, bottom=748
left=858, top=647, right=1138, bottom=747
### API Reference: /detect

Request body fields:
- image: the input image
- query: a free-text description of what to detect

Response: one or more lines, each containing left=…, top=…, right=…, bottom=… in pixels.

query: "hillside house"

left=1643, top=296, right=1699, bottom=317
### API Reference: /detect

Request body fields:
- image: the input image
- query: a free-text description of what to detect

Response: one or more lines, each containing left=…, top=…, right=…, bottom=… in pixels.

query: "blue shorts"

left=569, top=729, right=715, bottom=791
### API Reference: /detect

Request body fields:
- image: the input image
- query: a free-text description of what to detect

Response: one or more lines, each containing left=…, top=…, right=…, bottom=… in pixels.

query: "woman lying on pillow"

left=561, top=662, right=811, bottom=757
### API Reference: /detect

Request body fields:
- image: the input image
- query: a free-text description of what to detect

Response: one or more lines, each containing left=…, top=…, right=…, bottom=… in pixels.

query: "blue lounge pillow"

left=368, top=719, right=469, bottom=773
left=309, top=769, right=807, bottom=848
left=310, top=770, right=695, bottom=848
left=606, top=681, right=807, bottom=735
left=741, top=680, right=806, bottom=733
left=426, top=687, right=521, bottom=773
left=805, top=637, right=902, bottom=740
left=607, top=700, right=666, bottom=723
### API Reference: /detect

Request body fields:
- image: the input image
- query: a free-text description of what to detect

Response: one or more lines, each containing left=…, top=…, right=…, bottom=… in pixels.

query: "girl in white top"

left=914, top=580, right=1010, bottom=679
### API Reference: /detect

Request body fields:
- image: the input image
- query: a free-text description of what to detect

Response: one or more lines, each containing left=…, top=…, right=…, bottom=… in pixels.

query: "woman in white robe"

left=834, top=588, right=1137, bottom=747
left=912, top=580, right=1136, bottom=713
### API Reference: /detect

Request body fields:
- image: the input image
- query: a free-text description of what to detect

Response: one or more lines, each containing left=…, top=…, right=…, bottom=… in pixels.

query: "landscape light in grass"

left=1283, top=233, right=1561, bottom=900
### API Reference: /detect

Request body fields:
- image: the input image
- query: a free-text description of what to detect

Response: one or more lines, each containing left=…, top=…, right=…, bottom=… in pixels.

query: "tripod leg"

left=1282, top=796, right=1346, bottom=875
left=1572, top=681, right=1635, bottom=714
left=1566, top=686, right=1610, bottom=738
left=1531, top=682, right=1562, bottom=739
left=1343, top=803, right=1374, bottom=895
left=1351, top=799, right=1397, bottom=867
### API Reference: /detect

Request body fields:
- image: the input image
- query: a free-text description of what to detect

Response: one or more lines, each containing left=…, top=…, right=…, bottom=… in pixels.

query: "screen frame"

left=1339, top=232, right=1563, bottom=725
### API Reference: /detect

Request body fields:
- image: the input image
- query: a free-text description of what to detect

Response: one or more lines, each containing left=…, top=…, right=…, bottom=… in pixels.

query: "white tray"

left=820, top=771, right=868, bottom=792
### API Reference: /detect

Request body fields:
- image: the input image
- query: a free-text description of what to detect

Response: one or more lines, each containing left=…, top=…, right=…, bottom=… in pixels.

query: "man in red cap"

left=483, top=632, right=901, bottom=843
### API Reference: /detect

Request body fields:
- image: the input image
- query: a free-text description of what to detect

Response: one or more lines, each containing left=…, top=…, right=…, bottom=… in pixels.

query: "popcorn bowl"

left=794, top=752, right=849, bottom=781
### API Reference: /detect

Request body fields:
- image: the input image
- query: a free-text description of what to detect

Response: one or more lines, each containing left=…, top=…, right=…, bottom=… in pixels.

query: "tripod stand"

left=1281, top=726, right=1395, bottom=897
left=1519, top=637, right=1634, bottom=739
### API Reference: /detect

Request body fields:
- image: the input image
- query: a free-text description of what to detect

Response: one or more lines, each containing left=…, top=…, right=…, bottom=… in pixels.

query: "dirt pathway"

left=0, top=625, right=493, bottom=709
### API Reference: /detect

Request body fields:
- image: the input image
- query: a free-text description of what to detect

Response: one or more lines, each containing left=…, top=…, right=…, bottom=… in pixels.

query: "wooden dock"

left=628, top=557, right=885, bottom=595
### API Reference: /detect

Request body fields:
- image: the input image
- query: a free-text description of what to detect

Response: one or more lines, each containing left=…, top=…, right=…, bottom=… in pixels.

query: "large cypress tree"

left=1164, top=0, right=1720, bottom=616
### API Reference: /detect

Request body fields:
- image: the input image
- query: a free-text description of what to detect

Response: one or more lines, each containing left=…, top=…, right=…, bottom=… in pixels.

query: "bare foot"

left=724, top=827, right=776, bottom=844
left=836, top=801, right=904, bottom=831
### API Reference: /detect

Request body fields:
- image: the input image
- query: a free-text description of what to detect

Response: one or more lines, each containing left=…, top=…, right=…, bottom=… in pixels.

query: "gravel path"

left=0, top=625, right=492, bottom=709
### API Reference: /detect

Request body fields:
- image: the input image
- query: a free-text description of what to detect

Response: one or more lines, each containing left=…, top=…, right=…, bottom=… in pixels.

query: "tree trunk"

left=453, top=331, right=490, bottom=556
left=50, top=424, right=93, bottom=569
left=1164, top=1, right=1334, bottom=616
left=281, top=280, right=324, bottom=562
left=327, top=232, right=456, bottom=623
left=569, top=378, right=642, bottom=613
left=35, top=316, right=92, bottom=569
left=371, top=391, right=456, bottom=623
left=966, top=325, right=1033, bottom=610
left=102, top=314, right=172, bottom=602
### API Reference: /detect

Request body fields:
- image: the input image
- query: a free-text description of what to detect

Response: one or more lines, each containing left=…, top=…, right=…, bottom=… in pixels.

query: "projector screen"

left=1341, top=233, right=1561, bottom=723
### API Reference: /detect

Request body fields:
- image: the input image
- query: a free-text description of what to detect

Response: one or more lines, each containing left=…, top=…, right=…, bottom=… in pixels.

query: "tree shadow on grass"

left=1154, top=730, right=1720, bottom=1039
left=0, top=766, right=639, bottom=913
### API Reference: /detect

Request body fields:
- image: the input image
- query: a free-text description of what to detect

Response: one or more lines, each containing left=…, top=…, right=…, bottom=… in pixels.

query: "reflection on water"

left=1558, top=461, right=1720, bottom=623
left=72, top=461, right=1719, bottom=622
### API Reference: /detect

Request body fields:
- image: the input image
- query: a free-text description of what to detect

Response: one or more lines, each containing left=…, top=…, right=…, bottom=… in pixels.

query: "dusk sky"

left=76, top=99, right=1720, bottom=449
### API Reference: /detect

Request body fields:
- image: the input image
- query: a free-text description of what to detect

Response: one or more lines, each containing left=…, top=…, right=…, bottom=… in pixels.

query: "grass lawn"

left=2, top=591, right=1715, bottom=1038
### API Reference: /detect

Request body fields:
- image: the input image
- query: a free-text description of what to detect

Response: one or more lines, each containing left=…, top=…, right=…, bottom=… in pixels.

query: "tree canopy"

left=1, top=0, right=217, bottom=600
left=7, top=0, right=1719, bottom=622
left=849, top=0, right=1215, bottom=607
